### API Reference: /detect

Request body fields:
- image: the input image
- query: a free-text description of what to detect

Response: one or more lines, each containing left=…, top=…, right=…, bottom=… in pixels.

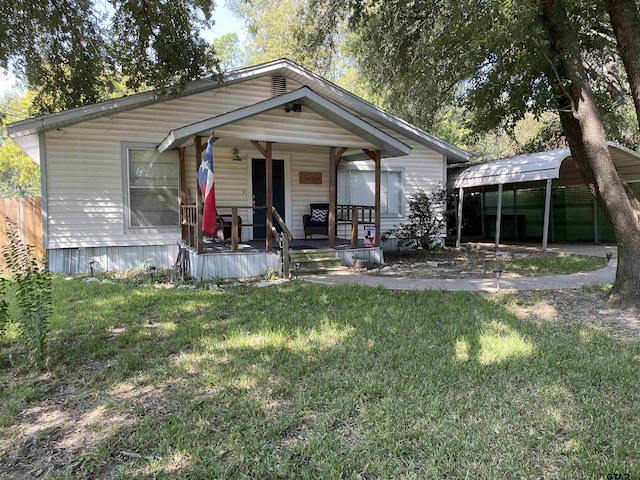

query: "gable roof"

left=158, top=87, right=411, bottom=160
left=6, top=58, right=468, bottom=163
left=448, top=142, right=640, bottom=188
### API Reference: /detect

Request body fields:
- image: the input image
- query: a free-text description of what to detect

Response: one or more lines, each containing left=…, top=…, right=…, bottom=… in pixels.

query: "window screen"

left=337, top=169, right=403, bottom=215
left=126, top=148, right=179, bottom=228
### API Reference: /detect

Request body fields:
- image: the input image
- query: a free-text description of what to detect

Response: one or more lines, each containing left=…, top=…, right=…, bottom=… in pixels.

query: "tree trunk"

left=605, top=0, right=640, bottom=130
left=540, top=0, right=640, bottom=305
left=604, top=0, right=640, bottom=213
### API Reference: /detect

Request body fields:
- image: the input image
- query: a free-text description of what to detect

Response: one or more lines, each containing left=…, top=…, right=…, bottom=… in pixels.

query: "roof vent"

left=272, top=75, right=287, bottom=97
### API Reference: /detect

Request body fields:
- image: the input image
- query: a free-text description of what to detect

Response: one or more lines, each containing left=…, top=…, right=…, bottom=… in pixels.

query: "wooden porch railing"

left=271, top=206, right=293, bottom=278
left=181, top=204, right=271, bottom=252
left=336, top=204, right=376, bottom=248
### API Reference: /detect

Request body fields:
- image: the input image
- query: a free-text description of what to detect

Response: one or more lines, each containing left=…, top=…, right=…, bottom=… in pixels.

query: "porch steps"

left=289, top=249, right=349, bottom=275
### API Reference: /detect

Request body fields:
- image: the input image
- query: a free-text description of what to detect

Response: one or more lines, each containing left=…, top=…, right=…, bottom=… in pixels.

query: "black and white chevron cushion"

left=309, top=208, right=328, bottom=225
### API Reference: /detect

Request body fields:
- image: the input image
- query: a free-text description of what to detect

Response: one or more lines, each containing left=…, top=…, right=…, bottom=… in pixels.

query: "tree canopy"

left=0, top=0, right=221, bottom=115
left=0, top=92, right=40, bottom=198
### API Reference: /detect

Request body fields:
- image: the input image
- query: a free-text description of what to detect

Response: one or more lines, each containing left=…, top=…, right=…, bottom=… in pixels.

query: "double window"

left=122, top=144, right=179, bottom=231
left=337, top=168, right=404, bottom=216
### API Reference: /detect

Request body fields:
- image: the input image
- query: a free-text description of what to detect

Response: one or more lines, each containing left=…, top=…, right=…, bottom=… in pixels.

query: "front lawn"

left=1, top=277, right=638, bottom=479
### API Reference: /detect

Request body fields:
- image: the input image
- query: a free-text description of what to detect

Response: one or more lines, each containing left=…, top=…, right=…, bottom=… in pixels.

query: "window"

left=337, top=168, right=404, bottom=216
left=122, top=144, right=179, bottom=230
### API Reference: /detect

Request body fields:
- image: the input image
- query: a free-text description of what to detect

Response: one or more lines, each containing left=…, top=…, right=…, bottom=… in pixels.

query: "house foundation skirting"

left=335, top=247, right=384, bottom=266
left=188, top=250, right=281, bottom=280
left=48, top=244, right=385, bottom=279
left=48, top=244, right=180, bottom=275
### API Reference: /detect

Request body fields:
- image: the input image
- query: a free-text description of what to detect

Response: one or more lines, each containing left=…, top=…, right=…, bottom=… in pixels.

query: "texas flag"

left=197, top=137, right=217, bottom=235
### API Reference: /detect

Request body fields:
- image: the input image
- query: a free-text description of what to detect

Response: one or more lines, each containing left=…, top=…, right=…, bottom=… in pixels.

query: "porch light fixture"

left=231, top=148, right=242, bottom=162
left=294, top=261, right=301, bottom=279
left=493, top=268, right=503, bottom=290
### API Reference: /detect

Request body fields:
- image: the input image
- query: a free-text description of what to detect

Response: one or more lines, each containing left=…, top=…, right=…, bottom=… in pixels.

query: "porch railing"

left=181, top=204, right=268, bottom=252
left=271, top=206, right=293, bottom=278
left=336, top=204, right=376, bottom=248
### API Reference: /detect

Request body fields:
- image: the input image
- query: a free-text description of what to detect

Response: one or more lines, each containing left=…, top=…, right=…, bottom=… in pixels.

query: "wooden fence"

left=0, top=198, right=43, bottom=272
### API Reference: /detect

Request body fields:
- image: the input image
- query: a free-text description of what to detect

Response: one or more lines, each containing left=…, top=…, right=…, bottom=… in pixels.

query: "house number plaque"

left=299, top=172, right=322, bottom=184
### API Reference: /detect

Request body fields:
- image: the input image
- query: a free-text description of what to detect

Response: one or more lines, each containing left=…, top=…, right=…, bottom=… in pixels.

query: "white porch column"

left=456, top=187, right=464, bottom=248
left=542, top=178, right=553, bottom=252
left=495, top=184, right=503, bottom=250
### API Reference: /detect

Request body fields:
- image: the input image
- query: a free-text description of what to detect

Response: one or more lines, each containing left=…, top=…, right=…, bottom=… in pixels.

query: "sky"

left=0, top=2, right=248, bottom=96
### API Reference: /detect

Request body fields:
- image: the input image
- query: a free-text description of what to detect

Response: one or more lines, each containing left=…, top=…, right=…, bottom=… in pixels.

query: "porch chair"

left=216, top=211, right=242, bottom=241
left=303, top=203, right=330, bottom=239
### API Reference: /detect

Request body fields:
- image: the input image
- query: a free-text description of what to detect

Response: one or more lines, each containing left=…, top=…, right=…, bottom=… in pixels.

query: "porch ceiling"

left=448, top=142, right=640, bottom=189
left=156, top=87, right=412, bottom=160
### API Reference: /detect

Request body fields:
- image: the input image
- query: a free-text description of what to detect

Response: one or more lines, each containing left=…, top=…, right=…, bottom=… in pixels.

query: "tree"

left=213, top=33, right=247, bottom=71
left=0, top=141, right=40, bottom=198
left=0, top=0, right=221, bottom=115
left=539, top=0, right=640, bottom=304
left=0, top=92, right=40, bottom=197
left=304, top=0, right=640, bottom=304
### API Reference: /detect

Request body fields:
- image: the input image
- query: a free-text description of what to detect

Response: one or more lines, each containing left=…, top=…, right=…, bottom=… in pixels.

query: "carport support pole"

left=456, top=188, right=464, bottom=248
left=495, top=184, right=503, bottom=251
left=542, top=178, right=552, bottom=252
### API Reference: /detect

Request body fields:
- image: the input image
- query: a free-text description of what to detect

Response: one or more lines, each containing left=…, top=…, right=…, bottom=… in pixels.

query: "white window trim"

left=338, top=165, right=405, bottom=218
left=121, top=142, right=181, bottom=234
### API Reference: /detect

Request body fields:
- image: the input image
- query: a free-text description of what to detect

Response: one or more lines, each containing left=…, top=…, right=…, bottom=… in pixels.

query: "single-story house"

left=7, top=58, right=468, bottom=279
left=448, top=143, right=640, bottom=250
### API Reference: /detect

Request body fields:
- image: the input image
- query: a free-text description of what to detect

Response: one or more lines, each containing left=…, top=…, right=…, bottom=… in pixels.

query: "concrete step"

left=289, top=249, right=337, bottom=260
left=294, top=265, right=351, bottom=275
left=295, top=258, right=343, bottom=271
left=288, top=249, right=348, bottom=276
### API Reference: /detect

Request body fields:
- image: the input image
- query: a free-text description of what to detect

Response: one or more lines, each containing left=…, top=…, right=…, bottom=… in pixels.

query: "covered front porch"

left=157, top=87, right=411, bottom=278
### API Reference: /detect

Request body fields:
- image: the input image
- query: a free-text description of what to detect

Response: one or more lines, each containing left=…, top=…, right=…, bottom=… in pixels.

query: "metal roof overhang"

left=157, top=87, right=412, bottom=161
left=448, top=142, right=640, bottom=189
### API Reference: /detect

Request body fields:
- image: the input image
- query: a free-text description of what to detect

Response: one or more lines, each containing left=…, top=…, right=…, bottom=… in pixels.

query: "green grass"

left=495, top=254, right=608, bottom=276
left=1, top=277, right=638, bottom=479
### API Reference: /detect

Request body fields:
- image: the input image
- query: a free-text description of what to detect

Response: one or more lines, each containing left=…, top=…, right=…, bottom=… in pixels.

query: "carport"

left=448, top=142, right=640, bottom=251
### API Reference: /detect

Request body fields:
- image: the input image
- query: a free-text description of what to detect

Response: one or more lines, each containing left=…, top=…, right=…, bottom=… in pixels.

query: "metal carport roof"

left=448, top=142, right=640, bottom=189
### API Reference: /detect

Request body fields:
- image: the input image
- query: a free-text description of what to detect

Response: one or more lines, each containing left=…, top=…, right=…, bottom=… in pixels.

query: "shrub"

left=1, top=221, right=52, bottom=369
left=382, top=186, right=447, bottom=250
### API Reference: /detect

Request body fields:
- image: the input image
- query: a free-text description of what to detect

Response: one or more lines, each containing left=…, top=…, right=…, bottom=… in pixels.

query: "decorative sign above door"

left=299, top=172, right=322, bottom=184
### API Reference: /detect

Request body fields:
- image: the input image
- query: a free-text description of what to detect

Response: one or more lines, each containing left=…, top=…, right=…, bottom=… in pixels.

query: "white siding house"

left=8, top=59, right=468, bottom=278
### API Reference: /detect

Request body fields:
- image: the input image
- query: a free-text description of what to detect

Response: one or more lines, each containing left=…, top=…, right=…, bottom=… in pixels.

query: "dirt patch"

left=371, top=248, right=607, bottom=279
left=505, top=288, right=640, bottom=341
left=0, top=380, right=133, bottom=479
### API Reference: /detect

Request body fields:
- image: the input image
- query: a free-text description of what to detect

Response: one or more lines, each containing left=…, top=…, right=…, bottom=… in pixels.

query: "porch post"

left=374, top=150, right=381, bottom=246
left=179, top=147, right=187, bottom=243
left=456, top=187, right=464, bottom=248
left=481, top=187, right=486, bottom=238
left=194, top=136, right=204, bottom=254
left=495, top=184, right=503, bottom=251
left=265, top=142, right=273, bottom=250
left=513, top=184, right=519, bottom=241
left=542, top=178, right=553, bottom=252
left=329, top=147, right=337, bottom=248
left=593, top=197, right=599, bottom=244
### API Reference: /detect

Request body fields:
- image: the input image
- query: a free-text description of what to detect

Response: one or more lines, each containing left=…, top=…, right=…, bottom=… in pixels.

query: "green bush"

left=382, top=186, right=447, bottom=250
left=1, top=221, right=52, bottom=369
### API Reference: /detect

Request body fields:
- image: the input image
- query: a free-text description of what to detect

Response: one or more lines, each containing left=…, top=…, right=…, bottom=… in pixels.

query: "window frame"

left=121, top=142, right=181, bottom=234
left=337, top=165, right=405, bottom=218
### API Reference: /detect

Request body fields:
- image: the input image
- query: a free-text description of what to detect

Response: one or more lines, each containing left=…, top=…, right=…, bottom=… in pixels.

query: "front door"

left=252, top=158, right=285, bottom=239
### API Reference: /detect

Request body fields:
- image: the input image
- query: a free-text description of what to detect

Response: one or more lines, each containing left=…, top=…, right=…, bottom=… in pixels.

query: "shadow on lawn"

left=2, top=280, right=639, bottom=479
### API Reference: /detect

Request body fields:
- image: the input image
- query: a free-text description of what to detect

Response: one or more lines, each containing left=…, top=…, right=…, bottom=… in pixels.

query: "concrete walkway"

left=304, top=245, right=617, bottom=292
